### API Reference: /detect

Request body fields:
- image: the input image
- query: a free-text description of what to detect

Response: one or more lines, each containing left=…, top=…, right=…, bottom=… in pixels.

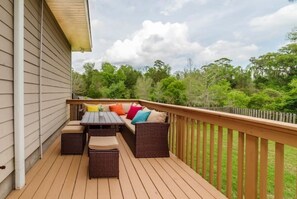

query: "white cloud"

left=103, top=20, right=202, bottom=67
left=199, top=40, right=258, bottom=64
left=161, top=0, right=207, bottom=16
left=101, top=20, right=258, bottom=71
left=249, top=4, right=297, bottom=31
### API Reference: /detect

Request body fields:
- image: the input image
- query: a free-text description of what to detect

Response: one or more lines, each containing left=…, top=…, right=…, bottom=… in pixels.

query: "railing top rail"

left=66, top=99, right=139, bottom=105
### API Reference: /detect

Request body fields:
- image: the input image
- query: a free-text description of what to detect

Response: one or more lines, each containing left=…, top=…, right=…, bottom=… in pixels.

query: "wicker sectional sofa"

left=81, top=103, right=170, bottom=158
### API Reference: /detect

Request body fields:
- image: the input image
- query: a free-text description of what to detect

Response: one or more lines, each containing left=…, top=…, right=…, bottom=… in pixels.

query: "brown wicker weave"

left=88, top=126, right=116, bottom=137
left=61, top=133, right=86, bottom=155
left=89, top=149, right=119, bottom=178
left=121, top=122, right=170, bottom=158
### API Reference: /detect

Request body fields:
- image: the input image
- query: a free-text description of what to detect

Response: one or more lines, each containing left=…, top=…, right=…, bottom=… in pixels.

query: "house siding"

left=0, top=0, right=71, bottom=197
left=0, top=0, right=14, bottom=188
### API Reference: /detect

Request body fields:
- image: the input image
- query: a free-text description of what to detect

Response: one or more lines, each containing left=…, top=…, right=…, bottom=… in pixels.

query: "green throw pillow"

left=131, top=111, right=151, bottom=125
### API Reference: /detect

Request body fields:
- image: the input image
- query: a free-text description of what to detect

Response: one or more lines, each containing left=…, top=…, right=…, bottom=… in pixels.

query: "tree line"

left=72, top=29, right=297, bottom=113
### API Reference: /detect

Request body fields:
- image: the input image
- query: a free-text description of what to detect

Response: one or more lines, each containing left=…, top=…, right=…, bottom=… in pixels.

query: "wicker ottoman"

left=67, top=120, right=81, bottom=126
left=88, top=136, right=119, bottom=178
left=61, top=125, right=86, bottom=155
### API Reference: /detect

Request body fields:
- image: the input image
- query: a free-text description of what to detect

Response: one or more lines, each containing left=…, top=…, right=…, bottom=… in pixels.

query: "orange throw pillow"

left=109, top=104, right=125, bottom=115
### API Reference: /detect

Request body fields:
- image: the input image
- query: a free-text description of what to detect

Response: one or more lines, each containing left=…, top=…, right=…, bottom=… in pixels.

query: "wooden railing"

left=66, top=99, right=297, bottom=199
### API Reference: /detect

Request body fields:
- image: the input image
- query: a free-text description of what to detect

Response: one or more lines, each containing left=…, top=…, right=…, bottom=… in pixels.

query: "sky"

left=72, top=0, right=297, bottom=73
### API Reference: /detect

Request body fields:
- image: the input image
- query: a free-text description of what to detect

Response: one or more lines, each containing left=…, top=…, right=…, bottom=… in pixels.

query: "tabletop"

left=80, top=112, right=124, bottom=126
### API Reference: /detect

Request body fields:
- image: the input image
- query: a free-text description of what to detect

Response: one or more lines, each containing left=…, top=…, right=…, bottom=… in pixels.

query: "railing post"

left=70, top=104, right=78, bottom=121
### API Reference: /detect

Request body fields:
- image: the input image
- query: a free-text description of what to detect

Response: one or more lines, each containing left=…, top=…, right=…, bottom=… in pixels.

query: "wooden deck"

left=7, top=133, right=226, bottom=199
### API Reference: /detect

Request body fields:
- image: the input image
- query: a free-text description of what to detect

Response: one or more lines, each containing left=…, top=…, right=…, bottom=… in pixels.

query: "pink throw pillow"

left=126, top=106, right=142, bottom=120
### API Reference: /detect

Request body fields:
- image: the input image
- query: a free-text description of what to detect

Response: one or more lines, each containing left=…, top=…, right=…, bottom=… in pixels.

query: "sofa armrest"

left=134, top=122, right=170, bottom=158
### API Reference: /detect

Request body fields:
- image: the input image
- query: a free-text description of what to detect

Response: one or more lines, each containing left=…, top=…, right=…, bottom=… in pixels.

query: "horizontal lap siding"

left=24, top=0, right=41, bottom=158
left=0, top=0, right=71, bottom=185
left=23, top=0, right=71, bottom=159
left=41, top=2, right=71, bottom=142
left=0, top=0, right=14, bottom=183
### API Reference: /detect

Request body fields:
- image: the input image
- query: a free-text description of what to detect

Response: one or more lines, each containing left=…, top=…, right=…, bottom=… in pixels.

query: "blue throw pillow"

left=131, top=111, right=151, bottom=125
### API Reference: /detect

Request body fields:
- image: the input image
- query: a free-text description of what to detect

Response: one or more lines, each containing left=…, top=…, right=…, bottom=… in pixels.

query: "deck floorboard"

left=8, top=133, right=226, bottom=199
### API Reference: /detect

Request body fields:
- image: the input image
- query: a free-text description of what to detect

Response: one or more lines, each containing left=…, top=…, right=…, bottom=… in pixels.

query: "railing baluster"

left=275, top=142, right=284, bottom=199
left=173, top=114, right=177, bottom=155
left=168, top=113, right=172, bottom=152
left=202, top=122, right=207, bottom=178
left=181, top=117, right=187, bottom=162
left=196, top=120, right=201, bottom=173
left=191, top=119, right=195, bottom=169
left=260, top=138, right=268, bottom=199
left=209, top=124, right=214, bottom=184
left=227, top=128, right=233, bottom=199
left=176, top=116, right=182, bottom=158
left=186, top=118, right=192, bottom=166
left=245, top=135, right=259, bottom=199
left=217, top=126, right=223, bottom=191
left=237, top=132, right=244, bottom=199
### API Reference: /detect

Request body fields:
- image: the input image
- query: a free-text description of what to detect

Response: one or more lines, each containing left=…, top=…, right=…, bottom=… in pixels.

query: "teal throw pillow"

left=131, top=111, right=151, bottom=125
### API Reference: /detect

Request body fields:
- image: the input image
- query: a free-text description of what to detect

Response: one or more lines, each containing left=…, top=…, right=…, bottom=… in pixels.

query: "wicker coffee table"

left=80, top=112, right=124, bottom=137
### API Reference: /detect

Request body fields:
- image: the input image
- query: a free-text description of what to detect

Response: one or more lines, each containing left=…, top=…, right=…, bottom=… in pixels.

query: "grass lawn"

left=170, top=123, right=297, bottom=199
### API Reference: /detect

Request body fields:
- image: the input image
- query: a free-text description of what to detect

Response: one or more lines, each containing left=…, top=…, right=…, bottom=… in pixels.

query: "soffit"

left=46, top=0, right=92, bottom=52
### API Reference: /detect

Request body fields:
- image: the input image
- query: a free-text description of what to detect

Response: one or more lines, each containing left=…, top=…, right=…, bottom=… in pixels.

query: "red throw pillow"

left=109, top=104, right=125, bottom=115
left=126, top=106, right=142, bottom=119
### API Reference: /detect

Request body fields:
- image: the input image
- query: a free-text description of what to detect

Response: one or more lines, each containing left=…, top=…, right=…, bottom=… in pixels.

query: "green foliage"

left=117, top=65, right=141, bottom=98
left=71, top=69, right=86, bottom=96
left=158, top=77, right=187, bottom=105
left=281, top=78, right=297, bottom=113
left=144, top=60, right=171, bottom=85
left=71, top=29, right=297, bottom=113
left=209, top=80, right=231, bottom=107
left=135, top=76, right=153, bottom=100
left=227, top=90, right=250, bottom=108
left=248, top=88, right=283, bottom=110
left=107, top=81, right=128, bottom=99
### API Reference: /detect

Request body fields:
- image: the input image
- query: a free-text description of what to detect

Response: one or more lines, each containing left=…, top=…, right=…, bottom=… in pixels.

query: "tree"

left=135, top=76, right=153, bottom=100
left=227, top=90, right=250, bottom=108
left=117, top=65, right=141, bottom=98
left=72, top=69, right=86, bottom=96
left=144, top=60, right=171, bottom=85
left=209, top=80, right=231, bottom=107
left=157, top=77, right=187, bottom=105
left=107, top=81, right=127, bottom=99
left=100, top=62, right=118, bottom=86
left=182, top=69, right=203, bottom=106
left=248, top=88, right=283, bottom=110
left=281, top=78, right=297, bottom=113
left=249, top=28, right=297, bottom=90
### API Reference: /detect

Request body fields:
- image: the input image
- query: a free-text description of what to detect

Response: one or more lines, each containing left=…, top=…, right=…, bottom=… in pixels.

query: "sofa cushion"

left=126, top=106, right=142, bottom=119
left=84, top=103, right=99, bottom=112
left=62, top=125, right=85, bottom=134
left=109, top=104, right=125, bottom=115
left=88, top=136, right=119, bottom=150
left=121, top=103, right=132, bottom=113
left=147, top=110, right=167, bottom=123
left=67, top=120, right=81, bottom=126
left=131, top=111, right=151, bottom=125
left=120, top=115, right=135, bottom=133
